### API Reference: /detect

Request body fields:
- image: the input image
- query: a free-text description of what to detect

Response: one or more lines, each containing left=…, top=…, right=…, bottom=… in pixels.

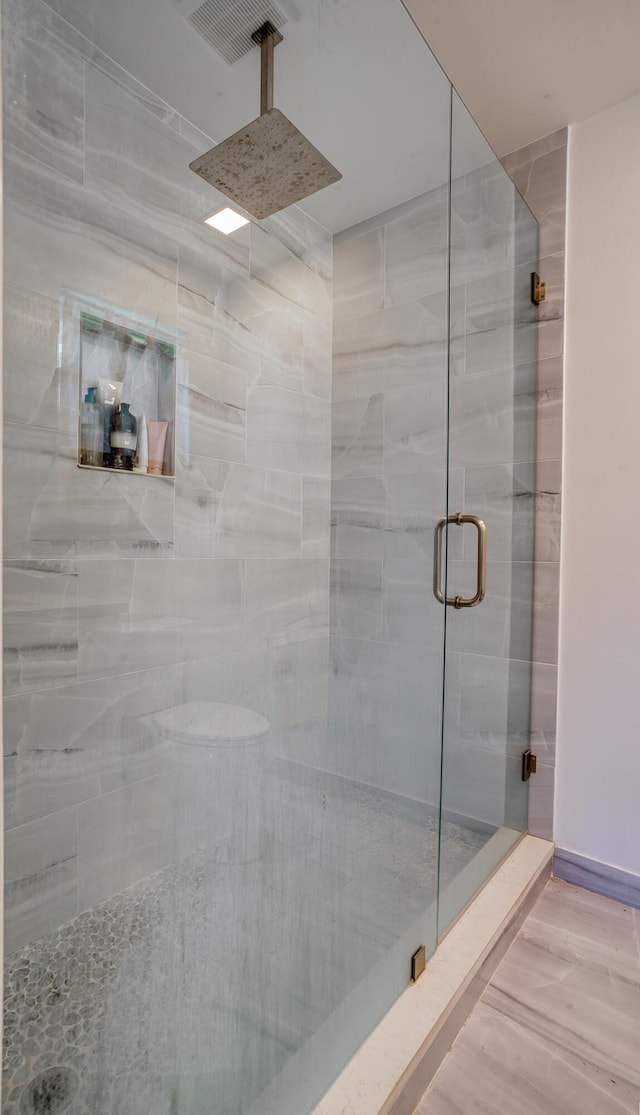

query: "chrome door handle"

left=434, top=513, right=487, bottom=608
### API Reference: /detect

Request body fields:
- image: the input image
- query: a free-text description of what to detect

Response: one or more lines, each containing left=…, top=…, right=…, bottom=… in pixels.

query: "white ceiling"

left=50, top=0, right=454, bottom=231
left=402, top=0, right=640, bottom=156
left=46, top=0, right=640, bottom=230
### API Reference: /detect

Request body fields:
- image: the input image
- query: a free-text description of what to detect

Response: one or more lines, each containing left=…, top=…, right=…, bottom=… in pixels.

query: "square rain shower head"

left=189, top=107, right=342, bottom=220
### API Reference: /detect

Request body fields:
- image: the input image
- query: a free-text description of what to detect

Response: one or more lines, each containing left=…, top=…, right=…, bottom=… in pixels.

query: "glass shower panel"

left=437, top=93, right=539, bottom=935
left=1, top=3, right=454, bottom=1115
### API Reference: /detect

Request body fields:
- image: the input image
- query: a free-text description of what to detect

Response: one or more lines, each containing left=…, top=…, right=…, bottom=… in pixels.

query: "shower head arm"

left=251, top=21, right=283, bottom=115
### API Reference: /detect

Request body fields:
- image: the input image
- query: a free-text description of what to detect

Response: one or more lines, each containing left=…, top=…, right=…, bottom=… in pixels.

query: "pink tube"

left=147, top=421, right=168, bottom=475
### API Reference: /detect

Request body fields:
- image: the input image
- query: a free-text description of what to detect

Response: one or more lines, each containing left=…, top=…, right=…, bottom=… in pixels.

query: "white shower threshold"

left=313, top=833, right=554, bottom=1115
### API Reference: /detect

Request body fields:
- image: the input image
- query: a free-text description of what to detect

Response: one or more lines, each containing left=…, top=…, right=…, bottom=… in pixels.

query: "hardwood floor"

left=415, top=877, right=640, bottom=1114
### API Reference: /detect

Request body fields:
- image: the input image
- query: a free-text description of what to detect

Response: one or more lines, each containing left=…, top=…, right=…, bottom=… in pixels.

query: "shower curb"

left=313, top=834, right=554, bottom=1115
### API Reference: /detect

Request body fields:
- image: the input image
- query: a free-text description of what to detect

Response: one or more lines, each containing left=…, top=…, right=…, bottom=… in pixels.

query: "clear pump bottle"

left=80, top=387, right=104, bottom=467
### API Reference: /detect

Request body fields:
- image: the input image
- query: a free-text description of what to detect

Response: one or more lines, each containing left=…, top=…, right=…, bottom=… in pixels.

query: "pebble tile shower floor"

left=3, top=764, right=490, bottom=1115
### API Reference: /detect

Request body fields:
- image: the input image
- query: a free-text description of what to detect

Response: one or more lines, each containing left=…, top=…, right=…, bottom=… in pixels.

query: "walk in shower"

left=2, top=0, right=538, bottom=1111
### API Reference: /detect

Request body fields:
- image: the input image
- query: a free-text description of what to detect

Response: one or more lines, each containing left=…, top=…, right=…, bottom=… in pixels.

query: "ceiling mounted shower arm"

left=251, top=21, right=283, bottom=115
left=189, top=15, right=341, bottom=220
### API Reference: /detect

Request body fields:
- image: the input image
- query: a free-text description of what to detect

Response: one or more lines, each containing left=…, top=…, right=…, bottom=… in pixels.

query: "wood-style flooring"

left=416, top=877, right=640, bottom=1114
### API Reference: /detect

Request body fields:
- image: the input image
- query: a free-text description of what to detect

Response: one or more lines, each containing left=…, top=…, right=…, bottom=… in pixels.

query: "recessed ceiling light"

left=203, top=206, right=250, bottom=235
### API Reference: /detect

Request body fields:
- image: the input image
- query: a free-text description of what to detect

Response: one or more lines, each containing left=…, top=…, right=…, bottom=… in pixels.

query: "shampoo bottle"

left=110, top=403, right=137, bottom=470
left=80, top=387, right=104, bottom=467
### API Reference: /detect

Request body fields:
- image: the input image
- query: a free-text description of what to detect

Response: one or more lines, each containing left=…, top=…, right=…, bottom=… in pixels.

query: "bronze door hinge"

left=522, top=749, right=538, bottom=781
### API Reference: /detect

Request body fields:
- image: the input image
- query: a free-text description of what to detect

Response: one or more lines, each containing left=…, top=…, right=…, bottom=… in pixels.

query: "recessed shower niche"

left=75, top=300, right=178, bottom=477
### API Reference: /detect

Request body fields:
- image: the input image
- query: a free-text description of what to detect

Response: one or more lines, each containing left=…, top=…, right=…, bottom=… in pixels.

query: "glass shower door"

left=437, top=93, right=539, bottom=935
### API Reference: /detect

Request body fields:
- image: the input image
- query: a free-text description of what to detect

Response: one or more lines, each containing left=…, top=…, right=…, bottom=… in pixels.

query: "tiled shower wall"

left=327, top=190, right=449, bottom=805
left=501, top=129, right=567, bottom=840
left=2, top=0, right=565, bottom=962
left=327, top=155, right=537, bottom=831
left=2, top=0, right=332, bottom=955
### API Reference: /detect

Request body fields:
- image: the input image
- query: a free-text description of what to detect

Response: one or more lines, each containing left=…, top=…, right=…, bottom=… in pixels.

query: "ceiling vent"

left=181, top=0, right=290, bottom=64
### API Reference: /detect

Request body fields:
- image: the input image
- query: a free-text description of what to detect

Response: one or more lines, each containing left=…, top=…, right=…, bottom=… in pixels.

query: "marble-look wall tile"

left=533, top=458, right=562, bottom=562
left=330, top=140, right=565, bottom=850
left=3, top=688, right=102, bottom=831
left=457, top=653, right=531, bottom=758
left=525, top=760, right=554, bottom=841
left=384, top=189, right=448, bottom=305
left=502, top=128, right=566, bottom=838
left=332, top=475, right=387, bottom=560
left=250, top=224, right=331, bottom=324
left=170, top=557, right=244, bottom=667
left=441, top=651, right=530, bottom=834
left=463, top=464, right=528, bottom=563
left=325, top=706, right=441, bottom=806
left=3, top=662, right=185, bottom=829
left=4, top=561, right=79, bottom=694
left=177, top=225, right=250, bottom=312
left=512, top=362, right=538, bottom=469
left=77, top=774, right=173, bottom=910
left=11, top=0, right=179, bottom=137
left=177, top=115, right=214, bottom=152
left=3, top=0, right=85, bottom=182
left=3, top=0, right=334, bottom=948
left=5, top=807, right=78, bottom=954
left=244, top=559, right=329, bottom=649
left=530, top=661, right=557, bottom=766
left=77, top=558, right=244, bottom=678
left=260, top=204, right=332, bottom=284
left=3, top=284, right=77, bottom=435
left=216, top=274, right=305, bottom=380
left=446, top=560, right=533, bottom=662
left=333, top=294, right=447, bottom=401
left=177, top=349, right=247, bottom=465
left=537, top=318, right=564, bottom=361
left=278, top=714, right=329, bottom=771
left=175, top=457, right=301, bottom=558
left=388, top=471, right=450, bottom=557
left=383, top=380, right=447, bottom=474
left=449, top=366, right=518, bottom=469
left=328, top=635, right=443, bottom=800
left=303, top=315, right=332, bottom=401
left=450, top=169, right=514, bottom=286
left=302, top=477, right=331, bottom=559
left=332, top=471, right=447, bottom=562
left=4, top=424, right=175, bottom=558
left=330, top=559, right=383, bottom=640
left=4, top=145, right=179, bottom=325
left=286, top=637, right=330, bottom=735
left=85, top=66, right=235, bottom=262
left=329, top=635, right=439, bottom=735
left=440, top=741, right=508, bottom=828
left=176, top=286, right=258, bottom=374
left=382, top=557, right=445, bottom=651
left=176, top=379, right=245, bottom=466
left=501, top=127, right=567, bottom=178
left=502, top=133, right=567, bottom=258
left=246, top=386, right=330, bottom=477
left=463, top=270, right=515, bottom=376
left=180, top=640, right=326, bottom=740
left=332, top=394, right=383, bottom=479
left=531, top=562, right=560, bottom=666
left=535, top=356, right=563, bottom=461
left=333, top=230, right=384, bottom=324
left=536, top=251, right=564, bottom=323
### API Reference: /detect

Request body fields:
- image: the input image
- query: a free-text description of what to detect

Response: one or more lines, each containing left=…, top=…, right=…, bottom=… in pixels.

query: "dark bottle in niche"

left=110, top=403, right=137, bottom=470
